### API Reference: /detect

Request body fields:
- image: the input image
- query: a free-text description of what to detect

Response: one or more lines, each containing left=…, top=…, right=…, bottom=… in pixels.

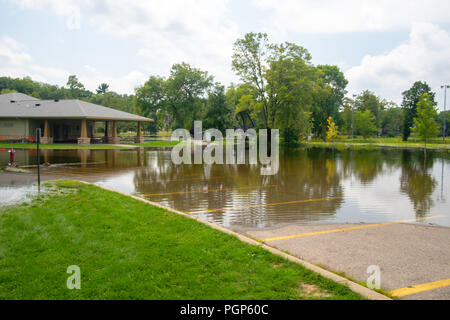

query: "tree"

left=401, top=81, right=435, bottom=141
left=226, top=83, right=257, bottom=131
left=380, top=106, right=403, bottom=137
left=134, top=63, right=213, bottom=131
left=96, top=83, right=109, bottom=94
left=312, top=65, right=348, bottom=140
left=66, top=75, right=88, bottom=99
left=202, top=83, right=234, bottom=134
left=0, top=88, right=17, bottom=94
left=265, top=42, right=316, bottom=143
left=326, top=117, right=339, bottom=141
left=411, top=93, right=440, bottom=149
left=355, top=90, right=384, bottom=130
left=436, top=110, right=450, bottom=138
left=354, top=110, right=377, bottom=139
left=232, top=32, right=270, bottom=129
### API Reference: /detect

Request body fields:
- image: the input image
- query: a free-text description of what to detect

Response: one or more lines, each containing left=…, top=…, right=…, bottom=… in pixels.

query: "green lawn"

left=0, top=143, right=134, bottom=150
left=303, top=136, right=450, bottom=151
left=134, top=140, right=181, bottom=147
left=0, top=181, right=362, bottom=300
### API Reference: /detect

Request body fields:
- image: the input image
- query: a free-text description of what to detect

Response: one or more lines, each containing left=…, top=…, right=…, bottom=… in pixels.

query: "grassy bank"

left=303, top=137, right=450, bottom=151
left=0, top=143, right=134, bottom=150
left=135, top=140, right=180, bottom=147
left=0, top=181, right=362, bottom=300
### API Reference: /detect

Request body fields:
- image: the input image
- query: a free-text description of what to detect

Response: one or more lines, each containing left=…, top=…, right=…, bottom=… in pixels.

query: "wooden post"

left=112, top=120, right=117, bottom=138
left=108, top=120, right=120, bottom=144
left=135, top=121, right=144, bottom=143
left=81, top=119, right=87, bottom=138
left=78, top=119, right=91, bottom=144
left=43, top=120, right=50, bottom=137
left=40, top=120, right=53, bottom=144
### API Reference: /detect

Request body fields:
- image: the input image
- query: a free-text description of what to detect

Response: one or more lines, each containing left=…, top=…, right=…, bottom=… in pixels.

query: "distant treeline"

left=1, top=32, right=449, bottom=143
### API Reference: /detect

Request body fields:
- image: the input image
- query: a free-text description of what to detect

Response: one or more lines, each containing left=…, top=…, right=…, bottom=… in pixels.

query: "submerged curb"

left=81, top=181, right=391, bottom=301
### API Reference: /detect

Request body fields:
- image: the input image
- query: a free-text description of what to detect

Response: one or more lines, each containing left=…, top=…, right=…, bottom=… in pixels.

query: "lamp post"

left=441, top=85, right=449, bottom=143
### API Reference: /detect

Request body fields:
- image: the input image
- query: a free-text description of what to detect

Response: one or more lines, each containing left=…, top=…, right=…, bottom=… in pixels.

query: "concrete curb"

left=80, top=181, right=391, bottom=301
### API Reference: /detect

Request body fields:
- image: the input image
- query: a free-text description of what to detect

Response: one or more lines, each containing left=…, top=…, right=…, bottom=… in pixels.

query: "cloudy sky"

left=1, top=0, right=450, bottom=109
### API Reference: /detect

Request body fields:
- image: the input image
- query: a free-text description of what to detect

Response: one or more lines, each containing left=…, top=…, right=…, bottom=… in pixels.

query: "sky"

left=1, top=0, right=450, bottom=110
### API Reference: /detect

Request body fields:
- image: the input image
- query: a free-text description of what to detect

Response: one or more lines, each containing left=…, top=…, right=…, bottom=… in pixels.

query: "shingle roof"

left=0, top=93, right=152, bottom=122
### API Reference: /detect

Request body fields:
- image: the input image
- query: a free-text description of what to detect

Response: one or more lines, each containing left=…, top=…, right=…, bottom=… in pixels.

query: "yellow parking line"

left=389, top=278, right=450, bottom=297
left=187, top=196, right=342, bottom=214
left=260, top=216, right=444, bottom=242
left=145, top=184, right=280, bottom=196
left=165, top=176, right=224, bottom=182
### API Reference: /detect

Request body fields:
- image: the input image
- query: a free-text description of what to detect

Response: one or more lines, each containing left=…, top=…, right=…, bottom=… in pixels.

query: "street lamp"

left=441, top=85, right=449, bottom=143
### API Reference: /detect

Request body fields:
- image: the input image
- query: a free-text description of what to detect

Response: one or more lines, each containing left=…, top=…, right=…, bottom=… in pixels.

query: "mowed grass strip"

left=0, top=181, right=363, bottom=300
left=0, top=143, right=133, bottom=150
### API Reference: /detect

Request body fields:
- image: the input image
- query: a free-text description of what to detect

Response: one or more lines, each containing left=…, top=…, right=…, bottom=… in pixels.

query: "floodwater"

left=1, top=147, right=449, bottom=228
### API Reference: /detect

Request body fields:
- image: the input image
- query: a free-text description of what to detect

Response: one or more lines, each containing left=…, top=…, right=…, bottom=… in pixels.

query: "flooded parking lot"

left=1, top=147, right=449, bottom=229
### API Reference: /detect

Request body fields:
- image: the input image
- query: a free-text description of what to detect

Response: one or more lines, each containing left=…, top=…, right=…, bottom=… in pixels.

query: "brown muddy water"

left=1, top=147, right=449, bottom=228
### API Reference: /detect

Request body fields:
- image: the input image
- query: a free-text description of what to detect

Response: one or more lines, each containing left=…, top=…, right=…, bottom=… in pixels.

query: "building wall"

left=0, top=119, right=97, bottom=142
left=0, top=119, right=29, bottom=141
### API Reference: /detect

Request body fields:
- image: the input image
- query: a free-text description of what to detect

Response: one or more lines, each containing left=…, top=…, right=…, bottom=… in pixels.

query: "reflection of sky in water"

left=0, top=184, right=42, bottom=207
left=95, top=172, right=137, bottom=195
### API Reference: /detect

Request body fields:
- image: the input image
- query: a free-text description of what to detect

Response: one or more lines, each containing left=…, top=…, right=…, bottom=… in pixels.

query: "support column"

left=107, top=120, right=120, bottom=144
left=134, top=121, right=144, bottom=143
left=77, top=119, right=91, bottom=145
left=40, top=119, right=53, bottom=144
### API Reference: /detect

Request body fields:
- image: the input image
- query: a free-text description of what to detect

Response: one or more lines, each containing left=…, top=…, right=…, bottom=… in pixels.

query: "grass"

left=303, top=136, right=450, bottom=151
left=134, top=140, right=181, bottom=148
left=0, top=143, right=134, bottom=150
left=0, top=181, right=363, bottom=300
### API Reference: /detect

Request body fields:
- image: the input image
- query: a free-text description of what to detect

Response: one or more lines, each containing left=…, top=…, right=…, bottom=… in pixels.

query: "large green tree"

left=354, top=110, right=377, bottom=139
left=265, top=42, right=316, bottom=143
left=380, top=106, right=403, bottom=137
left=312, top=65, right=347, bottom=140
left=232, top=32, right=270, bottom=129
left=411, top=93, right=440, bottom=149
left=401, top=81, right=435, bottom=141
left=355, top=90, right=384, bottom=129
left=202, top=83, right=234, bottom=134
left=135, top=63, right=213, bottom=131
left=226, top=83, right=257, bottom=131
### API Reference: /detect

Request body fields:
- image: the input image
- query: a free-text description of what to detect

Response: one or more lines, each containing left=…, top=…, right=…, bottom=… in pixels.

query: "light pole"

left=441, top=85, right=449, bottom=143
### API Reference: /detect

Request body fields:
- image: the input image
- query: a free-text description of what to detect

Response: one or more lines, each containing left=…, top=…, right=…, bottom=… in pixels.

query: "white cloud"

left=253, top=0, right=450, bottom=34
left=0, top=36, right=146, bottom=93
left=0, top=36, right=32, bottom=65
left=345, top=23, right=450, bottom=108
left=13, top=0, right=240, bottom=86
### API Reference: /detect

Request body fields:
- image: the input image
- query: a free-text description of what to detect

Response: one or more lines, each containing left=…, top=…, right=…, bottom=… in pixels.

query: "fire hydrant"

left=8, top=148, right=15, bottom=167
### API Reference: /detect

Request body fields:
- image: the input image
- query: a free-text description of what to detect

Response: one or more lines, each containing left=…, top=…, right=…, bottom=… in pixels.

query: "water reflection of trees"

left=133, top=148, right=344, bottom=227
left=399, top=150, right=437, bottom=217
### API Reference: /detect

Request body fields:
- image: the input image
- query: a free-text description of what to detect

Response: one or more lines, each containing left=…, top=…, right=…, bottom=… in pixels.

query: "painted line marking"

left=187, top=196, right=342, bottom=214
left=164, top=176, right=224, bottom=182
left=144, top=185, right=280, bottom=196
left=389, top=278, right=450, bottom=297
left=260, top=215, right=445, bottom=242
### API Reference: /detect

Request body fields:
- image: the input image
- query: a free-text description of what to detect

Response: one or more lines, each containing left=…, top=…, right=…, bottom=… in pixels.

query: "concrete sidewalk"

left=236, top=222, right=450, bottom=300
